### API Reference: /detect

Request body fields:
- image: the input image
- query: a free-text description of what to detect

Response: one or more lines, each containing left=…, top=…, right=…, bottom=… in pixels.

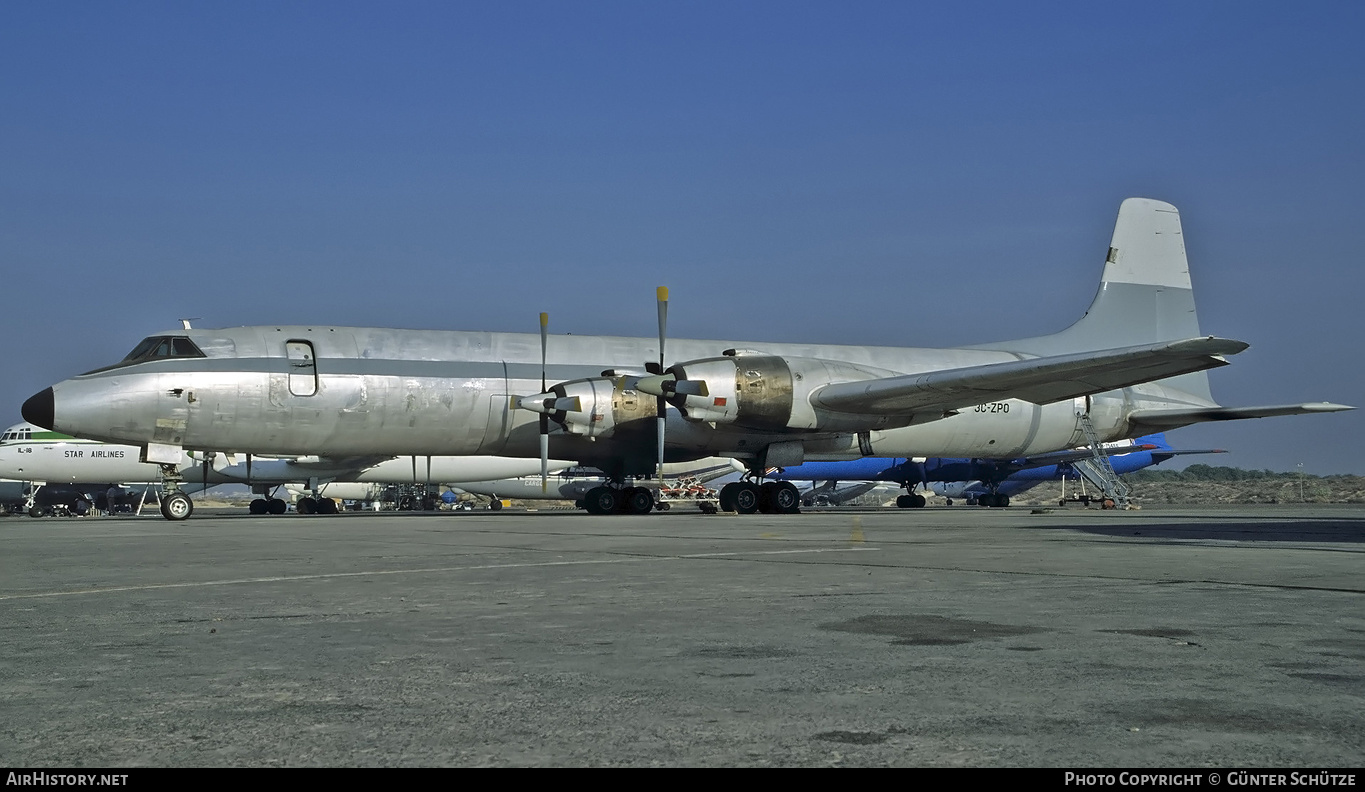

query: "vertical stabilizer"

left=988, top=198, right=1213, bottom=401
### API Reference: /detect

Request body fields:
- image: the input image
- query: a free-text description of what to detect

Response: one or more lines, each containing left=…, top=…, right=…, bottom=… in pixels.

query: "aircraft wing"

left=810, top=337, right=1248, bottom=417
left=1126, top=403, right=1355, bottom=434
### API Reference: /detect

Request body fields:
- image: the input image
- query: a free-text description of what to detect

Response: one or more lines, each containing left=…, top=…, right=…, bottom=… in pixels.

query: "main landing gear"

left=975, top=492, right=1010, bottom=508
left=895, top=489, right=927, bottom=509
left=248, top=493, right=289, bottom=515
left=717, top=480, right=801, bottom=515
left=295, top=496, right=339, bottom=515
left=582, top=485, right=659, bottom=515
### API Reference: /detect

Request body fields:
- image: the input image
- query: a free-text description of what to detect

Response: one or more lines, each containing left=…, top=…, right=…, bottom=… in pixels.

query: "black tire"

left=626, top=488, right=654, bottom=515
left=718, top=482, right=740, bottom=512
left=249, top=498, right=268, bottom=515
left=758, top=482, right=778, bottom=513
left=268, top=498, right=287, bottom=515
left=160, top=492, right=193, bottom=521
left=896, top=495, right=913, bottom=509
left=28, top=506, right=43, bottom=518
left=912, top=494, right=926, bottom=508
left=732, top=483, right=761, bottom=514
left=318, top=498, right=339, bottom=515
left=297, top=497, right=316, bottom=515
left=590, top=487, right=619, bottom=515
left=489, top=499, right=503, bottom=511
left=771, top=482, right=800, bottom=514
left=74, top=499, right=91, bottom=516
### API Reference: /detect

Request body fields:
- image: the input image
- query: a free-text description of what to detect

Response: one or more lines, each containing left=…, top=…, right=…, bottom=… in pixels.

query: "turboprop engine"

left=516, top=373, right=658, bottom=439
left=635, top=351, right=905, bottom=433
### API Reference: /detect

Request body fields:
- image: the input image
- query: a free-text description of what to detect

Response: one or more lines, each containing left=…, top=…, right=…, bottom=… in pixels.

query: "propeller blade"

left=540, top=312, right=550, bottom=493
left=539, top=312, right=549, bottom=392
left=656, top=287, right=668, bottom=370
left=655, top=286, right=669, bottom=482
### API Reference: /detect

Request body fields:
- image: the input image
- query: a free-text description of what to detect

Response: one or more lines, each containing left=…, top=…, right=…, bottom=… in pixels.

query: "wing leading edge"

left=810, top=336, right=1249, bottom=417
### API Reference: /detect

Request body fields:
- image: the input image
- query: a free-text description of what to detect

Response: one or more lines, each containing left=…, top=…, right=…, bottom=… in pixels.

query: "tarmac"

left=1, top=503, right=1362, bottom=768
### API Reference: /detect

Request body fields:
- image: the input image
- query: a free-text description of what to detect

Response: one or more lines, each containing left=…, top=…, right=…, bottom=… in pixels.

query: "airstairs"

left=1075, top=412, right=1131, bottom=509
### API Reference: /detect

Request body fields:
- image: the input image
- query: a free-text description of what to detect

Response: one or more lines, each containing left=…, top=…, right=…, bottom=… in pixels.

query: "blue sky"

left=2, top=2, right=1361, bottom=473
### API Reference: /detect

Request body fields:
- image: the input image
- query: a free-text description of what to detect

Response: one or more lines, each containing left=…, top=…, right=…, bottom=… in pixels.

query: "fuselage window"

left=286, top=340, right=318, bottom=397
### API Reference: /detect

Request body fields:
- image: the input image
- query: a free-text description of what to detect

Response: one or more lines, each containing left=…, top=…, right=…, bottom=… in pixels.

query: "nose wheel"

left=153, top=462, right=195, bottom=521
left=160, top=491, right=194, bottom=521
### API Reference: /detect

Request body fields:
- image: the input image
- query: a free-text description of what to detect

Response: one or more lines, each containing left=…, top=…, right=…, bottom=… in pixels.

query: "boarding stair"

left=1076, top=412, right=1131, bottom=509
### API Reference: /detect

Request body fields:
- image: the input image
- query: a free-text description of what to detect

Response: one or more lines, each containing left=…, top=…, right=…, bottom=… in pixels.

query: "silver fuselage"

left=40, top=325, right=1198, bottom=466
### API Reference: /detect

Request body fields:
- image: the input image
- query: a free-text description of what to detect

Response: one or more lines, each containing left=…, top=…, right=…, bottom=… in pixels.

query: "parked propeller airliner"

left=22, top=198, right=1353, bottom=520
left=0, top=421, right=573, bottom=516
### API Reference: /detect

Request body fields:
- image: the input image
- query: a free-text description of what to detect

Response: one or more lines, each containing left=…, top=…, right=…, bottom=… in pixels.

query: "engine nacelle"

left=642, top=352, right=902, bottom=432
left=531, top=376, right=658, bottom=439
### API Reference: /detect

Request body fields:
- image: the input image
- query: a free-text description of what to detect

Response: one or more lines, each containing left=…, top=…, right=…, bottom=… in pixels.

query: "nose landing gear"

left=156, top=463, right=194, bottom=521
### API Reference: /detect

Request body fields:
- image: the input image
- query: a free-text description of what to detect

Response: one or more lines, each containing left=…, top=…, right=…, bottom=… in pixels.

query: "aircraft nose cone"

left=22, top=387, right=55, bottom=429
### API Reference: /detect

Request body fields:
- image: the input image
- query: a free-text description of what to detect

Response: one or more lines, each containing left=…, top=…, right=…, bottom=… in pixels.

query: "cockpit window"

left=81, top=335, right=208, bottom=375
left=119, top=335, right=206, bottom=364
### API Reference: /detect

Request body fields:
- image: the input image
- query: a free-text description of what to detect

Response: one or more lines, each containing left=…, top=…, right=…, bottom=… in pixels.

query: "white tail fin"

left=988, top=197, right=1212, bottom=401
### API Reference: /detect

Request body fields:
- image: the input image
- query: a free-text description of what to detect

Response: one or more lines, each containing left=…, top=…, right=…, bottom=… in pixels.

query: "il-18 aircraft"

left=22, top=199, right=1353, bottom=519
left=0, top=421, right=573, bottom=517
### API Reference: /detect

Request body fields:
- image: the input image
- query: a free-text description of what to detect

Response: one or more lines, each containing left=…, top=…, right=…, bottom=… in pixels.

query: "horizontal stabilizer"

left=1010, top=443, right=1160, bottom=469
left=1127, top=402, right=1355, bottom=433
left=811, top=337, right=1248, bottom=417
left=1150, top=449, right=1227, bottom=462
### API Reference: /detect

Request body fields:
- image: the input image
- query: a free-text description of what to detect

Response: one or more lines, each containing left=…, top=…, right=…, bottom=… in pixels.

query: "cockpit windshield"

left=80, top=335, right=208, bottom=375
left=0, top=427, right=32, bottom=444
left=121, top=335, right=206, bottom=363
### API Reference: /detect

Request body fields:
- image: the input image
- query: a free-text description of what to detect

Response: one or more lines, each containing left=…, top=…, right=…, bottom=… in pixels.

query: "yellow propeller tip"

left=657, top=286, right=668, bottom=301
left=539, top=312, right=549, bottom=326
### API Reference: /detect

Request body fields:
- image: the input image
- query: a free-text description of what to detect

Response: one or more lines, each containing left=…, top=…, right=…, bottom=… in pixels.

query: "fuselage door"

left=286, top=340, right=318, bottom=397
